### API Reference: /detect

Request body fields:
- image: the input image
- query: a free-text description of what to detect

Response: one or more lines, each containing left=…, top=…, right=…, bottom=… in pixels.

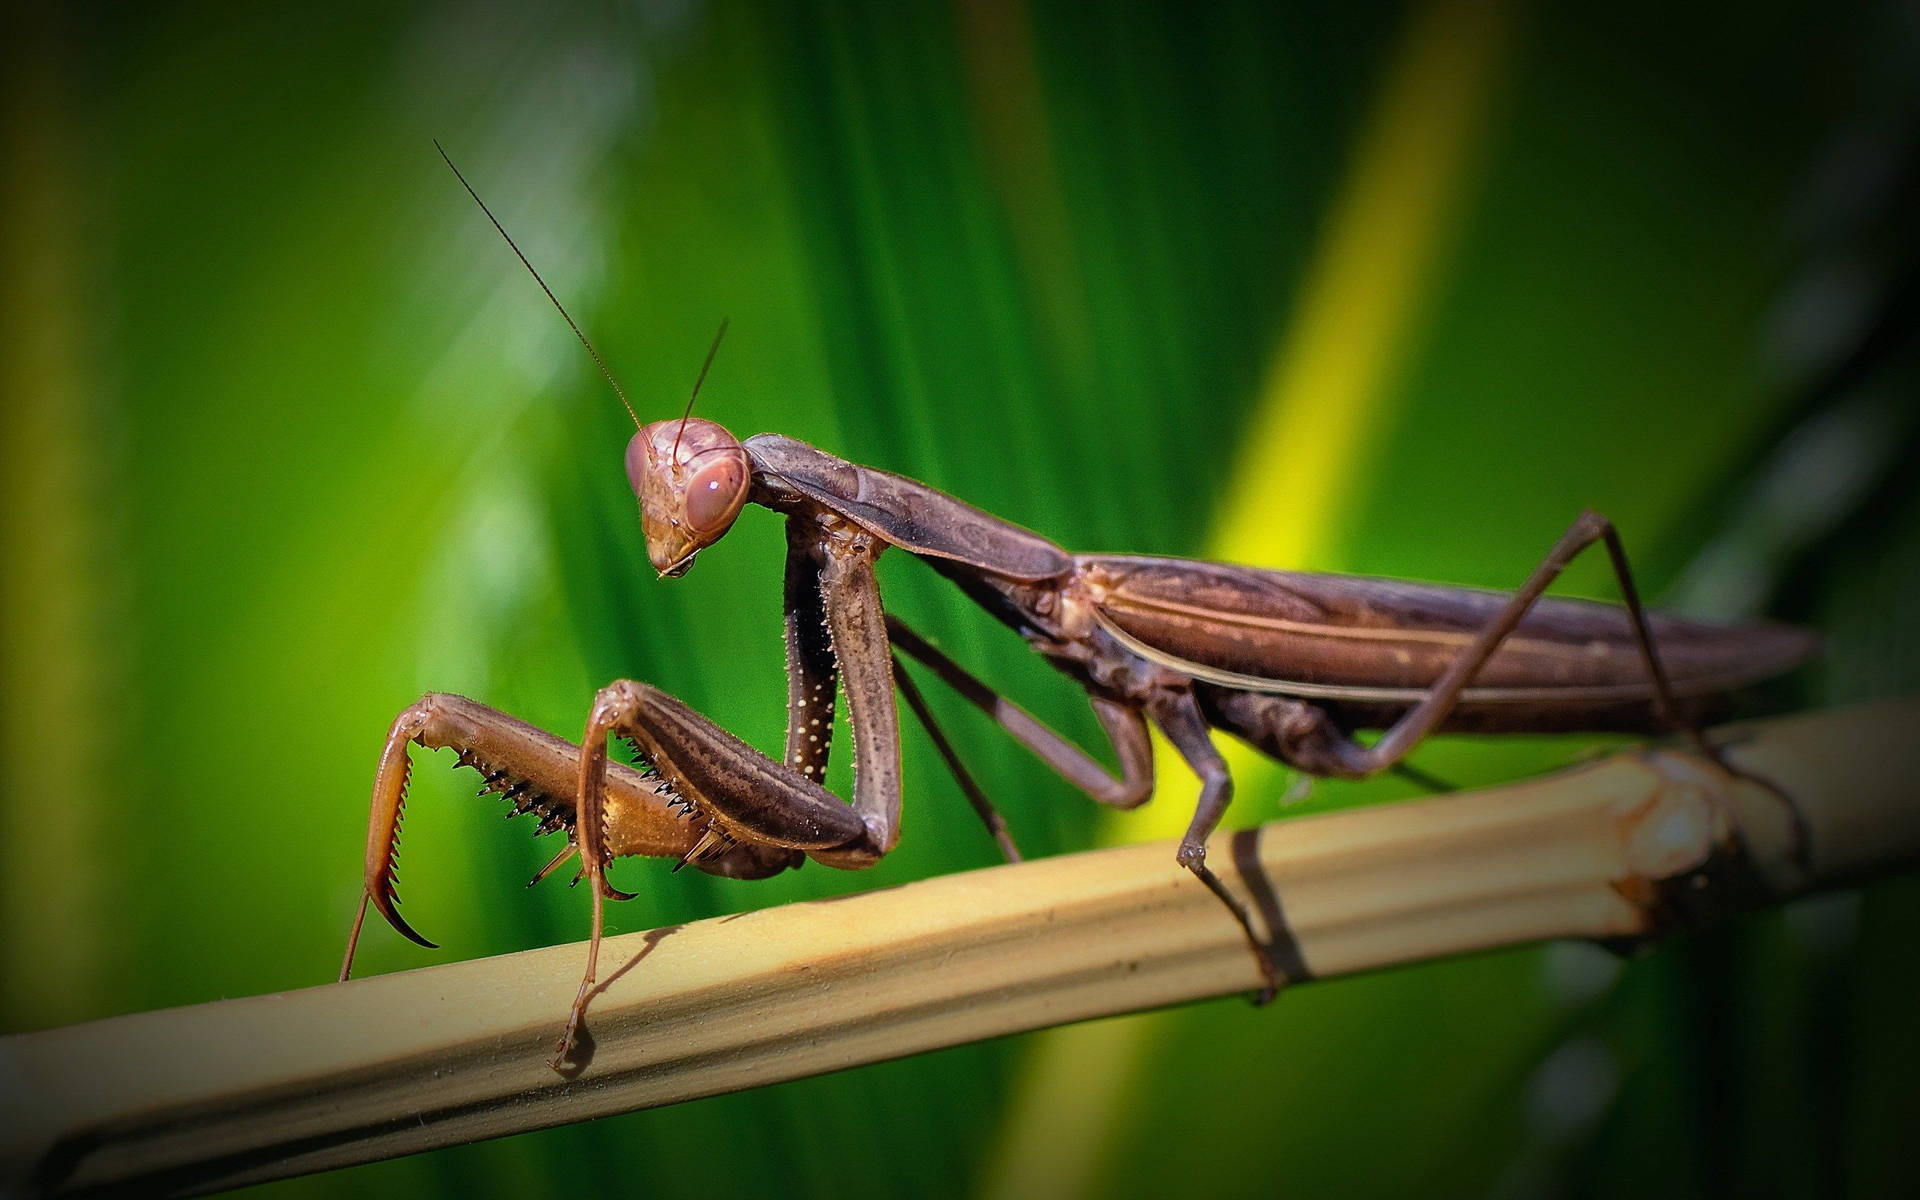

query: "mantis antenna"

left=433, top=139, right=641, bottom=432
left=672, top=317, right=730, bottom=457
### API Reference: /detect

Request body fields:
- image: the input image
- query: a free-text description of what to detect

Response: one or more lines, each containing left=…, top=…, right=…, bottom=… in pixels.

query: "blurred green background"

left=3, top=0, right=1917, bottom=1196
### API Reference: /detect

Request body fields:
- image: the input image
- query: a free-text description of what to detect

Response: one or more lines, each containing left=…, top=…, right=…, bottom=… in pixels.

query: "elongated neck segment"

left=741, top=434, right=1073, bottom=584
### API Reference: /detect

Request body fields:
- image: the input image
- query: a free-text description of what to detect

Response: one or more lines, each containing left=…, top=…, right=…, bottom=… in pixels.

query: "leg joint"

left=1273, top=705, right=1373, bottom=780
left=395, top=694, right=442, bottom=743
left=1575, top=507, right=1614, bottom=538
left=589, top=679, right=659, bottom=729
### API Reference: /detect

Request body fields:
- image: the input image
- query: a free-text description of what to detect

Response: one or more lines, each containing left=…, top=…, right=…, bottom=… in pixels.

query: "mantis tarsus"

left=338, top=147, right=1816, bottom=1071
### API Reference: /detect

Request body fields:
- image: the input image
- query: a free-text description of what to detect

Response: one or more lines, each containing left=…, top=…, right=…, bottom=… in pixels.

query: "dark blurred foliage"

left=1, top=0, right=1915, bottom=1196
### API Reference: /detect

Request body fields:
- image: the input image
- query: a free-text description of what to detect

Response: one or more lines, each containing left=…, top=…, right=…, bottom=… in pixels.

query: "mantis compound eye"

left=685, top=454, right=749, bottom=535
left=624, top=431, right=650, bottom=494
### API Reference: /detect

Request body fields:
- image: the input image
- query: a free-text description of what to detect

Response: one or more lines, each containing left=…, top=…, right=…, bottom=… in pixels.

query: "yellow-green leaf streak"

left=978, top=2, right=1522, bottom=1195
left=0, top=24, right=110, bottom=1033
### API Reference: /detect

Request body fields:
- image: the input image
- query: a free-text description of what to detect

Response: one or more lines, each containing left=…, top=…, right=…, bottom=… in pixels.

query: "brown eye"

left=685, top=457, right=746, bottom=534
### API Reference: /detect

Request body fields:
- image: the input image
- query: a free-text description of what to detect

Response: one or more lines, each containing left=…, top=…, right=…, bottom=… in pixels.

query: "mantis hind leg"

left=1233, top=510, right=1809, bottom=859
left=1148, top=689, right=1285, bottom=1004
left=1243, top=512, right=1717, bottom=776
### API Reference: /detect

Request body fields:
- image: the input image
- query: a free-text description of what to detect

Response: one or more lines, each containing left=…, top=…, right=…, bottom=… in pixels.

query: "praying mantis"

left=338, top=147, right=1816, bottom=1071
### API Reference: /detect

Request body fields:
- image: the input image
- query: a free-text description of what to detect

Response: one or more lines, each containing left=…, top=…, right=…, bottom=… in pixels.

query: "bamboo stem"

left=3, top=700, right=1916, bottom=1196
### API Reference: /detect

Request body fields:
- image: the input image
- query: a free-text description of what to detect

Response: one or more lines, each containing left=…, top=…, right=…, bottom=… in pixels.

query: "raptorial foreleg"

left=340, top=693, right=791, bottom=984
left=559, top=680, right=877, bottom=1068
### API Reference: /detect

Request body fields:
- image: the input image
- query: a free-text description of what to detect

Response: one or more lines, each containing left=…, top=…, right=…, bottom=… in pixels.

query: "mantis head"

left=428, top=144, right=744, bottom=577
left=628, top=417, right=751, bottom=577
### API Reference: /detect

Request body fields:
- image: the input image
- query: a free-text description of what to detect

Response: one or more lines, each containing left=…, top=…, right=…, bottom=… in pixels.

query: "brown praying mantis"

left=338, top=147, right=1817, bottom=1071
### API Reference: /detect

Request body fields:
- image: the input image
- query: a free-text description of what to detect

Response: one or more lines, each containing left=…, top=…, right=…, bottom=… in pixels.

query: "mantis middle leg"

left=886, top=616, right=1155, bottom=810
